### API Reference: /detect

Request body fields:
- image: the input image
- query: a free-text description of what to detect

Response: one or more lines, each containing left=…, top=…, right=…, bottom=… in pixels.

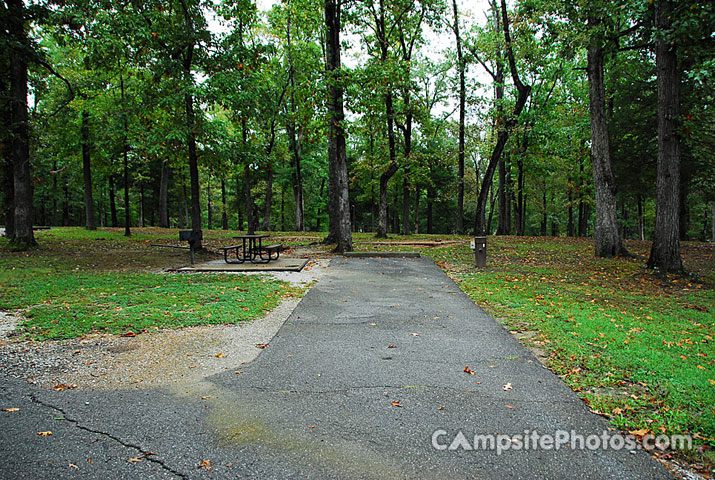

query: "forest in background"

left=1, top=0, right=713, bottom=267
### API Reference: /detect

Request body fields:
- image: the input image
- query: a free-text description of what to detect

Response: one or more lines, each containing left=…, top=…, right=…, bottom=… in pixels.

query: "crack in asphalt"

left=29, top=394, right=187, bottom=479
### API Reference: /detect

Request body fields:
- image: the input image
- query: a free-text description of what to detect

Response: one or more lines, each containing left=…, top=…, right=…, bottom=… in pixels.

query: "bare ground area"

left=0, top=258, right=329, bottom=393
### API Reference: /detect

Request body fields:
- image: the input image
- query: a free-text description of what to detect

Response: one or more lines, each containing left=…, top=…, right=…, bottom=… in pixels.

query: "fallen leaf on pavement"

left=255, top=344, right=269, bottom=349
left=308, top=425, right=316, bottom=429
left=505, top=405, right=514, bottom=409
left=387, top=345, right=396, bottom=349
left=463, top=366, right=475, bottom=375
left=234, top=371, right=244, bottom=374
left=409, top=333, right=420, bottom=336
left=369, top=323, right=377, bottom=326
left=391, top=400, right=403, bottom=407
left=53, top=383, right=78, bottom=391
left=198, top=459, right=213, bottom=470
left=37, top=431, right=52, bottom=436
left=503, top=383, right=513, bottom=391
left=122, top=331, right=137, bottom=337
left=68, top=464, right=79, bottom=469
left=201, top=395, right=212, bottom=400
left=2, top=408, right=19, bottom=413
left=215, top=353, right=224, bottom=358
left=437, top=406, right=445, bottom=411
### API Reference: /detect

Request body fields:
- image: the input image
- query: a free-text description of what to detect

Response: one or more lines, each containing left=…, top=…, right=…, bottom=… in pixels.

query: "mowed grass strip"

left=1, top=269, right=295, bottom=340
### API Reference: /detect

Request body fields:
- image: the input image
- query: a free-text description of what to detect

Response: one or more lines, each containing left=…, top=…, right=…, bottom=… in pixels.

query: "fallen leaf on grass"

left=612, top=407, right=624, bottom=415
left=503, top=383, right=513, bottom=391
left=37, top=431, right=52, bottom=436
left=255, top=344, right=269, bottom=349
left=629, top=428, right=650, bottom=437
left=122, top=331, right=137, bottom=338
left=2, top=408, right=19, bottom=413
left=463, top=366, right=475, bottom=375
left=697, top=365, right=705, bottom=370
left=709, top=379, right=715, bottom=385
left=391, top=400, right=403, bottom=407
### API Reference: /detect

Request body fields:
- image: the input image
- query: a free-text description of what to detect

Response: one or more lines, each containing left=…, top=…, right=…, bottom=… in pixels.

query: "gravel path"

left=0, top=259, right=329, bottom=392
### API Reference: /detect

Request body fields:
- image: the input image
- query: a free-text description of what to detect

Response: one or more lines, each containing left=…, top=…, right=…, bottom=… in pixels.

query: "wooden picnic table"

left=218, top=234, right=282, bottom=264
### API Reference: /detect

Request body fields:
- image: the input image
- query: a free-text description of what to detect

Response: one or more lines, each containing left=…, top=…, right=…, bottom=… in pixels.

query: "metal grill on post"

left=179, top=230, right=202, bottom=265
left=472, top=236, right=486, bottom=267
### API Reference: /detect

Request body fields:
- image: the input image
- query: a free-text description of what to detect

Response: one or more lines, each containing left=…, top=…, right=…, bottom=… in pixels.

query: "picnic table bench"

left=219, top=234, right=283, bottom=264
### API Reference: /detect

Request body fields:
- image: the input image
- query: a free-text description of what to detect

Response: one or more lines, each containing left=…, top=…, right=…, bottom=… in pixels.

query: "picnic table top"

left=232, top=234, right=269, bottom=239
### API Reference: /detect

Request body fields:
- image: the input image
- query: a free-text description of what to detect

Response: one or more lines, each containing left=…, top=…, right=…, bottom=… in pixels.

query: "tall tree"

left=5, top=0, right=35, bottom=248
left=473, top=0, right=530, bottom=235
left=325, top=0, right=352, bottom=253
left=586, top=13, right=627, bottom=257
left=450, top=0, right=465, bottom=234
left=647, top=0, right=683, bottom=272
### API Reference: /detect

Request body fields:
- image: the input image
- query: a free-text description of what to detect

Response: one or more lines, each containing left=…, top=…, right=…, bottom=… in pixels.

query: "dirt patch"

left=0, top=259, right=329, bottom=391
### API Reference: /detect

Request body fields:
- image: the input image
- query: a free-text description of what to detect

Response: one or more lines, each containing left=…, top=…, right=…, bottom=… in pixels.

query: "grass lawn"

left=354, top=233, right=715, bottom=469
left=0, top=227, right=304, bottom=340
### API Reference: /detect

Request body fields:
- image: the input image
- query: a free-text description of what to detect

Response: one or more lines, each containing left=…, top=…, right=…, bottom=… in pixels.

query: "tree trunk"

left=648, top=0, right=683, bottom=272
left=221, top=178, right=229, bottom=230
left=7, top=0, right=35, bottom=248
left=244, top=164, right=254, bottom=235
left=159, top=161, right=169, bottom=227
left=120, top=75, right=131, bottom=237
left=206, top=173, right=212, bottom=230
left=401, top=177, right=410, bottom=235
left=62, top=181, right=69, bottom=226
left=414, top=187, right=420, bottom=234
left=541, top=189, right=547, bottom=236
left=139, top=182, right=145, bottom=227
left=452, top=0, right=466, bottom=234
left=186, top=90, right=201, bottom=245
left=637, top=194, right=645, bottom=240
left=81, top=111, right=96, bottom=230
left=288, top=122, right=304, bottom=232
left=325, top=0, right=352, bottom=252
left=263, top=163, right=273, bottom=231
left=567, top=177, right=575, bottom=237
left=2, top=155, right=14, bottom=238
left=109, top=176, right=118, bottom=227
left=487, top=180, right=495, bottom=234
left=426, top=187, right=434, bottom=234
left=587, top=23, right=626, bottom=257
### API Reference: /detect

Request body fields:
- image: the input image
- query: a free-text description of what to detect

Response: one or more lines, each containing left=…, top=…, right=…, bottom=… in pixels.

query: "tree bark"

left=109, top=176, right=118, bottom=227
left=587, top=20, right=627, bottom=257
left=263, top=163, right=273, bottom=231
left=401, top=177, right=410, bottom=235
left=81, top=111, right=96, bottom=230
left=648, top=0, right=683, bottom=272
left=221, top=178, right=229, bottom=230
left=325, top=0, right=352, bottom=252
left=7, top=0, right=35, bottom=248
left=206, top=173, right=212, bottom=229
left=159, top=161, right=169, bottom=227
left=120, top=75, right=131, bottom=237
